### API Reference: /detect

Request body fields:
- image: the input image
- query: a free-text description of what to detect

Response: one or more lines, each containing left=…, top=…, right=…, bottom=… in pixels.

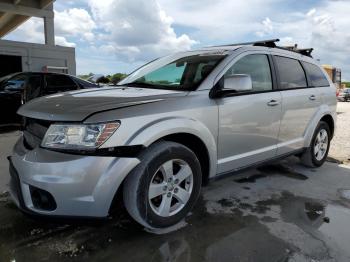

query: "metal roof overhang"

left=0, top=0, right=54, bottom=37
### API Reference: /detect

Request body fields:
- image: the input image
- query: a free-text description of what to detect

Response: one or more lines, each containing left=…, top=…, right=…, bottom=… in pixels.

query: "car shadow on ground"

left=0, top=158, right=350, bottom=262
left=0, top=124, right=20, bottom=134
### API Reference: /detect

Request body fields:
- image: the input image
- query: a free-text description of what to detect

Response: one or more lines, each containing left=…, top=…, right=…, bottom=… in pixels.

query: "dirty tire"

left=300, top=121, right=330, bottom=168
left=123, top=141, right=202, bottom=228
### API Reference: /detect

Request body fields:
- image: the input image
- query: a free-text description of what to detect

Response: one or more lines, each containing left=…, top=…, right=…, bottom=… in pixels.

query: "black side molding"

left=42, top=145, right=146, bottom=158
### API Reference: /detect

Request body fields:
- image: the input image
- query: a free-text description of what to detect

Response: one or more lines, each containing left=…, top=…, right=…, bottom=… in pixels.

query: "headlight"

left=41, top=122, right=120, bottom=150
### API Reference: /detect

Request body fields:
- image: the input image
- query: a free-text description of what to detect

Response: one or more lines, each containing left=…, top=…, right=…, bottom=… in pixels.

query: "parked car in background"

left=337, top=88, right=350, bottom=102
left=9, top=39, right=336, bottom=229
left=0, top=72, right=98, bottom=125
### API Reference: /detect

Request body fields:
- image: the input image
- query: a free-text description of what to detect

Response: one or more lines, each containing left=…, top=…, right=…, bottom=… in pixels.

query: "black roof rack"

left=277, top=44, right=313, bottom=57
left=209, top=39, right=313, bottom=57
left=211, top=38, right=280, bottom=48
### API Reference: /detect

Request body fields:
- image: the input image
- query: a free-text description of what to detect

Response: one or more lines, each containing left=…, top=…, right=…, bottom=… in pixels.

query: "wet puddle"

left=1, top=170, right=350, bottom=261
left=0, top=197, right=292, bottom=262
left=318, top=205, right=350, bottom=256
left=234, top=163, right=308, bottom=184
left=235, top=174, right=267, bottom=183
left=258, top=164, right=308, bottom=180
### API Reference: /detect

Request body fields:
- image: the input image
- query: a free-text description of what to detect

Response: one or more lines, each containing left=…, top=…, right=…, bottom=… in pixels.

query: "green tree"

left=110, top=73, right=128, bottom=85
left=96, top=76, right=110, bottom=84
left=343, top=82, right=350, bottom=88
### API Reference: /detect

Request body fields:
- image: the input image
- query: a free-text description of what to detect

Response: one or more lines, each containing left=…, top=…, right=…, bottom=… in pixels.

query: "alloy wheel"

left=148, top=159, right=193, bottom=217
left=314, top=129, right=328, bottom=161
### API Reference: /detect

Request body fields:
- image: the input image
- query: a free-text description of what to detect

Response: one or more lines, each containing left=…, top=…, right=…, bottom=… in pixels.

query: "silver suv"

left=9, top=39, right=336, bottom=229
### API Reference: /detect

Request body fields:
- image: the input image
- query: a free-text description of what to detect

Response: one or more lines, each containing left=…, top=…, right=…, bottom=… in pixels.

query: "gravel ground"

left=328, top=102, right=350, bottom=164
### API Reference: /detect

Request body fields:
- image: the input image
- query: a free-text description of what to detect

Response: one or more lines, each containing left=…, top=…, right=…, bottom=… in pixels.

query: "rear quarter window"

left=45, top=75, right=78, bottom=93
left=302, top=62, right=330, bottom=87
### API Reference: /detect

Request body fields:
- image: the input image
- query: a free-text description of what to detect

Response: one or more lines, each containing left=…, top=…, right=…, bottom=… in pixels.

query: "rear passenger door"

left=44, top=74, right=79, bottom=95
left=273, top=55, right=322, bottom=155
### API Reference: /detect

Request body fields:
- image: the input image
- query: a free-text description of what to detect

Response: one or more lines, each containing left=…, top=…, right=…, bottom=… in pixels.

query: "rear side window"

left=45, top=75, right=77, bottom=93
left=274, top=56, right=307, bottom=89
left=302, top=62, right=329, bottom=87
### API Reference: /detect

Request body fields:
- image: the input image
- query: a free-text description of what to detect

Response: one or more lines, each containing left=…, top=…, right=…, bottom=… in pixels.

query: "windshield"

left=0, top=73, right=17, bottom=85
left=0, top=73, right=25, bottom=91
left=119, top=52, right=227, bottom=91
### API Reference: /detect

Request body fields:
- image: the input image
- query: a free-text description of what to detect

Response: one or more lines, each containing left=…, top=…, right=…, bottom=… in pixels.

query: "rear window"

left=274, top=56, right=307, bottom=89
left=302, top=62, right=329, bottom=87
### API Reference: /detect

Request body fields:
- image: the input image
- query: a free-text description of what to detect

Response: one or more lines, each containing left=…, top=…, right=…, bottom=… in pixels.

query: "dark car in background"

left=0, top=72, right=98, bottom=125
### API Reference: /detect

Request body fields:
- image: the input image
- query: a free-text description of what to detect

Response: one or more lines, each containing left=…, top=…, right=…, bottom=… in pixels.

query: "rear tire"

left=123, top=141, right=202, bottom=228
left=300, top=121, right=330, bottom=168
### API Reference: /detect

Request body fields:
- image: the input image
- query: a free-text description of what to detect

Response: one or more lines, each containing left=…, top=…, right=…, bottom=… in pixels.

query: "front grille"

left=23, top=118, right=51, bottom=150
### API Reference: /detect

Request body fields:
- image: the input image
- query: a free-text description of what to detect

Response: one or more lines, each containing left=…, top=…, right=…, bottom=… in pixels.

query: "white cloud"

left=156, top=0, right=350, bottom=79
left=4, top=17, right=77, bottom=48
left=256, top=18, right=274, bottom=37
left=252, top=3, right=350, bottom=79
left=3, top=0, right=350, bottom=79
left=55, top=8, right=96, bottom=41
left=3, top=8, right=95, bottom=47
left=157, top=0, right=281, bottom=41
left=88, top=0, right=197, bottom=61
left=3, top=17, right=44, bottom=44
left=55, top=36, right=76, bottom=47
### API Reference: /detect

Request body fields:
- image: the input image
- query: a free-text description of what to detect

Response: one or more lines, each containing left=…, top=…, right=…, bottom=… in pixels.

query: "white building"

left=0, top=0, right=76, bottom=77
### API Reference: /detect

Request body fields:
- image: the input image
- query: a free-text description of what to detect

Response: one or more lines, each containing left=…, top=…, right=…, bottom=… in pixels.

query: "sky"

left=3, top=0, right=350, bottom=80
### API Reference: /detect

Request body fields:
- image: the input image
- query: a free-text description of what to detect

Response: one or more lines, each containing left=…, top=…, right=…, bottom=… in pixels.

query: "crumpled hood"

left=18, top=86, right=186, bottom=122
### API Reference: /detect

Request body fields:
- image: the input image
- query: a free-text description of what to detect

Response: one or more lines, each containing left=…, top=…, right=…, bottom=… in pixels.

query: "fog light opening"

left=29, top=186, right=57, bottom=211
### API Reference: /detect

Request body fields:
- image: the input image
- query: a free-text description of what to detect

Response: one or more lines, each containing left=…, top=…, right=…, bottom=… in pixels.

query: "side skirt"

left=209, top=148, right=305, bottom=182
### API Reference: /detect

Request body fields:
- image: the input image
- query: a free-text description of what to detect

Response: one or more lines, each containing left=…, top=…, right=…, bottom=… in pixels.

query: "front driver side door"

left=216, top=53, right=282, bottom=174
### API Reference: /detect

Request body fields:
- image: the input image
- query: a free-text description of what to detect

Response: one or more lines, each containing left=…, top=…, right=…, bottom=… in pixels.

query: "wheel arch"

left=303, top=104, right=336, bottom=148
left=108, top=118, right=218, bottom=214
left=320, top=114, right=335, bottom=139
left=127, top=117, right=218, bottom=181
left=155, top=133, right=211, bottom=185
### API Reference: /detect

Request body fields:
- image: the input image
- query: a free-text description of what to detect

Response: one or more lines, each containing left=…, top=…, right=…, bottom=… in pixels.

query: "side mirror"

left=224, top=74, right=252, bottom=92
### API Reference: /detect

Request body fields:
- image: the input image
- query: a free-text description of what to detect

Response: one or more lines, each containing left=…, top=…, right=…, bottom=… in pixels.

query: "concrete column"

left=44, top=15, right=54, bottom=45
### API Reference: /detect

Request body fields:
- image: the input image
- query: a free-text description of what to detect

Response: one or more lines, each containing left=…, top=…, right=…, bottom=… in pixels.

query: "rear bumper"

left=9, top=135, right=140, bottom=218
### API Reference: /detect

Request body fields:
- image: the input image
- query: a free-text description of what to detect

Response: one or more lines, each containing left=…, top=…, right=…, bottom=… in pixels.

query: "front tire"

left=300, top=121, right=331, bottom=167
left=123, top=141, right=202, bottom=228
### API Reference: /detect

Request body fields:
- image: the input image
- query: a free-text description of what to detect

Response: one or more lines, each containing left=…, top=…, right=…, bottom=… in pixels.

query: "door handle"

left=267, top=100, right=280, bottom=106
left=309, top=95, right=316, bottom=101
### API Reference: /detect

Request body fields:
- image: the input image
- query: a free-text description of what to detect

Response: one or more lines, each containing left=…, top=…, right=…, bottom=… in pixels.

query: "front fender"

left=127, top=117, right=218, bottom=179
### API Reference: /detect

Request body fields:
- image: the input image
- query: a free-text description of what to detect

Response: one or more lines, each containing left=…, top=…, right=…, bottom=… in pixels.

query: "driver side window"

left=225, top=54, right=272, bottom=92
